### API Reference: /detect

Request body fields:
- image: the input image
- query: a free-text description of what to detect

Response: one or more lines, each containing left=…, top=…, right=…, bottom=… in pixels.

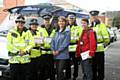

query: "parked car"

left=107, top=27, right=117, bottom=43
left=0, top=37, right=10, bottom=80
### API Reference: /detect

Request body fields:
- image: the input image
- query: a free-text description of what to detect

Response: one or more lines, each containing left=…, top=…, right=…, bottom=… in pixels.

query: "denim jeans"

left=81, top=58, right=93, bottom=80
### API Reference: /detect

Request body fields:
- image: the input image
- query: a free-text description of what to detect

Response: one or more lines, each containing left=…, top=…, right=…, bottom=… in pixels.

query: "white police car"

left=0, top=34, right=10, bottom=80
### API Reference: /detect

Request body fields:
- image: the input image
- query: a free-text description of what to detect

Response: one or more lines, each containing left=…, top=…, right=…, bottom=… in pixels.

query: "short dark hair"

left=81, top=18, right=89, bottom=24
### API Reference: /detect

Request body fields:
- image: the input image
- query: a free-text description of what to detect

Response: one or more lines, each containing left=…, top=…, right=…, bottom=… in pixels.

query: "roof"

left=4, top=3, right=63, bottom=16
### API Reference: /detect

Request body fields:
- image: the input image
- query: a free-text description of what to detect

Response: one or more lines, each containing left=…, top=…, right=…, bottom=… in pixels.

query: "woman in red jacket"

left=76, top=18, right=96, bottom=80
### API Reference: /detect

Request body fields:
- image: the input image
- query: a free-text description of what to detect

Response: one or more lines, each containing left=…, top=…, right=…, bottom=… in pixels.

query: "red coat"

left=76, top=29, right=96, bottom=57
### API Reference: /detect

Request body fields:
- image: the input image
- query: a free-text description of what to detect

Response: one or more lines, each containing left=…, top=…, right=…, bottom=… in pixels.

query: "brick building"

left=0, top=0, right=25, bottom=24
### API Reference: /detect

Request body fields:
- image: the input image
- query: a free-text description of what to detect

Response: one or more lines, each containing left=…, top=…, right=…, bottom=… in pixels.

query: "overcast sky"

left=25, top=0, right=120, bottom=12
left=0, top=0, right=3, bottom=7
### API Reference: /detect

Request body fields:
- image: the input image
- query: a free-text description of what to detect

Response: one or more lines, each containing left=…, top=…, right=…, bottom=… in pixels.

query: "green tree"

left=112, top=13, right=120, bottom=29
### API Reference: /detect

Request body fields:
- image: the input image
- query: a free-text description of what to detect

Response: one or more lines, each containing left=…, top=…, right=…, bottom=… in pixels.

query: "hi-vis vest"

left=30, top=27, right=44, bottom=58
left=93, top=23, right=110, bottom=52
left=7, top=27, right=34, bottom=64
left=40, top=26, right=55, bottom=54
left=67, top=25, right=83, bottom=52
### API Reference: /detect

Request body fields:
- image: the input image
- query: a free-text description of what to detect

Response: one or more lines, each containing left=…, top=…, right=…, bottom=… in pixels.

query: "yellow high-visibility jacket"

left=40, top=25, right=55, bottom=54
left=67, top=25, right=83, bottom=52
left=30, top=27, right=44, bottom=58
left=7, top=27, right=34, bottom=64
left=93, top=23, right=110, bottom=52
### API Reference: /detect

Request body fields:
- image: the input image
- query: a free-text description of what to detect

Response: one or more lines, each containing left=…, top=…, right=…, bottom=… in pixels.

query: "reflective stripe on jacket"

left=93, top=23, right=110, bottom=52
left=40, top=25, right=56, bottom=54
left=7, top=27, right=34, bottom=64
left=30, top=27, right=44, bottom=58
left=67, top=25, right=83, bottom=52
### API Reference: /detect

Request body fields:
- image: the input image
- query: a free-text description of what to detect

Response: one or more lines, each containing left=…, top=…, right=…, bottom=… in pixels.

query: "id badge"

left=80, top=41, right=83, bottom=45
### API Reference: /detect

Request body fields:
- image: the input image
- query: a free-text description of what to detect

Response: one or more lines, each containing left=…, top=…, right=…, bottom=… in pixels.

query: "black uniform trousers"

left=29, top=57, right=41, bottom=80
left=66, top=52, right=79, bottom=79
left=92, top=52, right=105, bottom=80
left=39, top=54, right=55, bottom=80
left=10, top=63, right=30, bottom=80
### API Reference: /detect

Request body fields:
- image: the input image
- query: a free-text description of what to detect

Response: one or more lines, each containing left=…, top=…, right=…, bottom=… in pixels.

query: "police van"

left=0, top=3, right=89, bottom=80
left=0, top=35, right=10, bottom=80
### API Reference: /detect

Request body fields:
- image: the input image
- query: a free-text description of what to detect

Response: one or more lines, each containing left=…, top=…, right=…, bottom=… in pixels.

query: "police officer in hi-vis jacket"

left=7, top=15, right=34, bottom=80
left=89, top=10, right=110, bottom=80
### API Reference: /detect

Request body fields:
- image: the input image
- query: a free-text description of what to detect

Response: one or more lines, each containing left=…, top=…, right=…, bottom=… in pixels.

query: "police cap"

left=15, top=15, right=25, bottom=23
left=89, top=10, right=99, bottom=16
left=67, top=13, right=76, bottom=19
left=29, top=19, right=39, bottom=25
left=42, top=14, right=52, bottom=19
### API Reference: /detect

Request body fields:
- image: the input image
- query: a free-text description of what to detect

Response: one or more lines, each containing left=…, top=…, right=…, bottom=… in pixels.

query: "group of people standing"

left=7, top=10, right=110, bottom=80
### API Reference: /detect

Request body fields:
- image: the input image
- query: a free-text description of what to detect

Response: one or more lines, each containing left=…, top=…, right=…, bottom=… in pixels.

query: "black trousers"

left=10, top=63, right=30, bottom=80
left=92, top=52, right=105, bottom=80
left=39, top=54, right=55, bottom=80
left=66, top=52, right=79, bottom=79
left=55, top=59, right=69, bottom=80
left=29, top=57, right=41, bottom=80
